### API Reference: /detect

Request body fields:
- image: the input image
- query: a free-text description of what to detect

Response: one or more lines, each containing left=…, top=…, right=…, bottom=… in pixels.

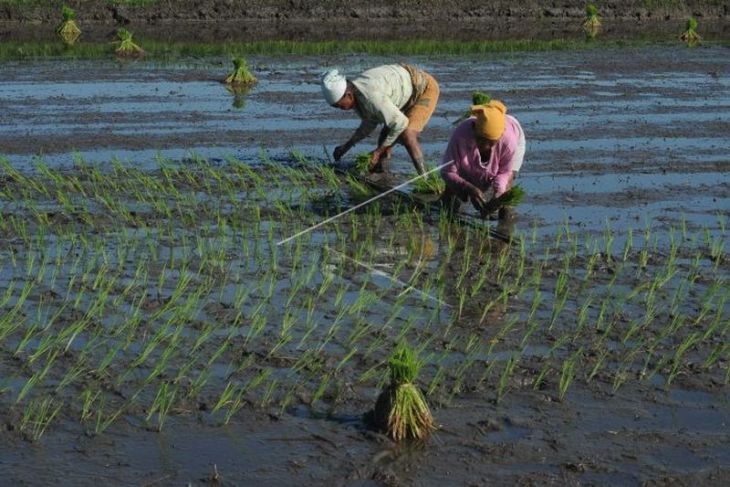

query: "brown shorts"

left=404, top=72, right=439, bottom=133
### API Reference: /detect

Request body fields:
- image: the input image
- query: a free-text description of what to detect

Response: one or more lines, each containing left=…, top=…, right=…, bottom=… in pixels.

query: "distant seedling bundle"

left=115, top=28, right=145, bottom=57
left=583, top=4, right=602, bottom=37
left=56, top=5, right=81, bottom=45
left=680, top=17, right=702, bottom=46
left=224, top=57, right=258, bottom=86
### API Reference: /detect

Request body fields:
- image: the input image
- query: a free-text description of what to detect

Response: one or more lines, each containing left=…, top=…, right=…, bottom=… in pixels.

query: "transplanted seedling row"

left=0, top=153, right=725, bottom=442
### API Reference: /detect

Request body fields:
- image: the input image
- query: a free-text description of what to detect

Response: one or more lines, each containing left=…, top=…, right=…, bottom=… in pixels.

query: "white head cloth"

left=321, top=69, right=347, bottom=105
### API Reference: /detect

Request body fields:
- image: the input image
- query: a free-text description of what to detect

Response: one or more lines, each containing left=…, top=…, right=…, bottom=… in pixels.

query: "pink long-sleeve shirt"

left=441, top=115, right=523, bottom=197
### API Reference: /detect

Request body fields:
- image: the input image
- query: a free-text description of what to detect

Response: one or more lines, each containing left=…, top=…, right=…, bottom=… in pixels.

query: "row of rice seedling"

left=0, top=152, right=725, bottom=442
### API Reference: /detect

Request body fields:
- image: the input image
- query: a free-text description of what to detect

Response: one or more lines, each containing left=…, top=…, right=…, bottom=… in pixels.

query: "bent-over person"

left=321, top=64, right=439, bottom=175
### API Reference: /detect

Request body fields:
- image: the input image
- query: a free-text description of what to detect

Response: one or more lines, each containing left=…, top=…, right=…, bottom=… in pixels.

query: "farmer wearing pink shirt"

left=441, top=100, right=525, bottom=219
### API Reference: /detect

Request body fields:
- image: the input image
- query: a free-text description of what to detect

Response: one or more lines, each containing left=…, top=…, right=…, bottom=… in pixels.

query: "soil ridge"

left=1, top=0, right=727, bottom=25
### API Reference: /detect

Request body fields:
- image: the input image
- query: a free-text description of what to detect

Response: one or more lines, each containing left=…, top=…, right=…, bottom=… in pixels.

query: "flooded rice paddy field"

left=0, top=46, right=728, bottom=485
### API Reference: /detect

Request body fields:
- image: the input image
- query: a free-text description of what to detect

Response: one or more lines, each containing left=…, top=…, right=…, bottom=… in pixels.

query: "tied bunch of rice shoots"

left=472, top=91, right=492, bottom=106
left=412, top=170, right=445, bottom=194
left=583, top=4, right=602, bottom=36
left=115, top=28, right=144, bottom=58
left=453, top=91, right=491, bottom=125
left=354, top=152, right=374, bottom=173
left=57, top=5, right=81, bottom=45
left=680, top=17, right=701, bottom=46
left=495, top=185, right=526, bottom=207
left=224, top=58, right=257, bottom=86
left=373, top=343, right=435, bottom=442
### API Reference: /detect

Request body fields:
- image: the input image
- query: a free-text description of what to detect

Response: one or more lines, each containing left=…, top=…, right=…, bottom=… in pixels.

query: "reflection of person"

left=440, top=100, right=525, bottom=219
left=321, top=64, right=439, bottom=175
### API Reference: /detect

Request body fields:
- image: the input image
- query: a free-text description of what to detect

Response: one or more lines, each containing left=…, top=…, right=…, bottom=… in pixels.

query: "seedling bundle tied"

left=372, top=343, right=435, bottom=442
left=57, top=6, right=81, bottom=45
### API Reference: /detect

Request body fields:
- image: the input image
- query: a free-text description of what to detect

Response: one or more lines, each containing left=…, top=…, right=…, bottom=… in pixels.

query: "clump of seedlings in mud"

left=224, top=57, right=257, bottom=86
left=0, top=151, right=726, bottom=443
left=354, top=152, right=374, bottom=173
left=680, top=17, right=701, bottom=46
left=454, top=90, right=492, bottom=125
left=223, top=58, right=257, bottom=110
left=583, top=4, right=602, bottom=37
left=57, top=5, right=81, bottom=46
left=372, top=343, right=435, bottom=441
left=411, top=169, right=445, bottom=195
left=115, top=28, right=144, bottom=57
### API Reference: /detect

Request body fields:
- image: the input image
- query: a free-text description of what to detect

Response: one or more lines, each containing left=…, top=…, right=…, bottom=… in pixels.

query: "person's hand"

left=481, top=198, right=500, bottom=218
left=367, top=147, right=387, bottom=172
left=333, top=145, right=348, bottom=161
left=468, top=186, right=488, bottom=215
left=370, top=147, right=385, bottom=165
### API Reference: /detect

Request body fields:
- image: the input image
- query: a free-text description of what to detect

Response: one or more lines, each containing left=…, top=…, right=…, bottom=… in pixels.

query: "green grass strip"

left=3, top=38, right=724, bottom=61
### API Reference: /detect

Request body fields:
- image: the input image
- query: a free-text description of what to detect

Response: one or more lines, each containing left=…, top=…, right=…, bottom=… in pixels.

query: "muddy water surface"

left=1, top=47, right=728, bottom=240
left=0, top=47, right=728, bottom=486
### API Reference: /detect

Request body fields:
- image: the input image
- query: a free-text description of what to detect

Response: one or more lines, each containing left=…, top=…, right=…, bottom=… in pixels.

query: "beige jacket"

left=350, top=64, right=413, bottom=147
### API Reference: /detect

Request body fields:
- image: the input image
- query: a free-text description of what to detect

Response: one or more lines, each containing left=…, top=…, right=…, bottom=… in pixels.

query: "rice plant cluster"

left=680, top=17, right=702, bottom=46
left=56, top=5, right=81, bottom=46
left=0, top=153, right=725, bottom=442
left=115, top=28, right=145, bottom=57
left=583, top=4, right=602, bottom=37
left=375, top=343, right=435, bottom=441
left=224, top=57, right=257, bottom=86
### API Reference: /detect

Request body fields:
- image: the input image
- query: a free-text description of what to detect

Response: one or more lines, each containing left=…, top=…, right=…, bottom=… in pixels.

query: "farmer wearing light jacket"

left=441, top=100, right=525, bottom=219
left=321, top=64, right=439, bottom=175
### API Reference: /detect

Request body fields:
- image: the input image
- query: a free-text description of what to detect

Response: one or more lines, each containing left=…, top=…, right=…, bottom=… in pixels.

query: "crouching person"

left=440, top=100, right=525, bottom=219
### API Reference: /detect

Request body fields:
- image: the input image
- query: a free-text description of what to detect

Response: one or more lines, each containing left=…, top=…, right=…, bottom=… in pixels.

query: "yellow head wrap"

left=471, top=100, right=507, bottom=141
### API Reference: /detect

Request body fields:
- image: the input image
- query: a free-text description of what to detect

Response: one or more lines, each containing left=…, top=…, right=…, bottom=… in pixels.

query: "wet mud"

left=0, top=47, right=728, bottom=485
left=1, top=0, right=729, bottom=44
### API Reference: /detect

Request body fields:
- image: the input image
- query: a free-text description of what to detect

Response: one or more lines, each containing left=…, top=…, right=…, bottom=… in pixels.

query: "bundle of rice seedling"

left=115, top=28, right=144, bottom=58
left=680, top=17, right=701, bottom=46
left=224, top=58, right=257, bottom=86
left=453, top=91, right=491, bottom=125
left=57, top=6, right=81, bottom=45
left=372, top=343, right=435, bottom=441
left=411, top=170, right=445, bottom=194
left=494, top=185, right=526, bottom=207
left=471, top=91, right=491, bottom=106
left=583, top=4, right=602, bottom=32
left=354, top=152, right=373, bottom=173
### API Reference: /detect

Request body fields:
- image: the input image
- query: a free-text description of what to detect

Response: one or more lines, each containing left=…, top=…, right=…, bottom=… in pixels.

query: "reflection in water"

left=226, top=84, right=252, bottom=110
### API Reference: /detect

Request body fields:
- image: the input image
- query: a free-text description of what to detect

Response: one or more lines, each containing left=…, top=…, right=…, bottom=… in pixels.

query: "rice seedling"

left=115, top=28, right=145, bottom=58
left=20, top=397, right=62, bottom=441
left=372, top=343, right=435, bottom=441
left=680, top=17, right=701, bottom=46
left=496, top=354, right=520, bottom=403
left=558, top=348, right=582, bottom=400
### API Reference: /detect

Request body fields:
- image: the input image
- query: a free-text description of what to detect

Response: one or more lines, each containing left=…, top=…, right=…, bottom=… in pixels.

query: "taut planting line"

left=276, top=161, right=454, bottom=246
left=324, top=246, right=452, bottom=309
